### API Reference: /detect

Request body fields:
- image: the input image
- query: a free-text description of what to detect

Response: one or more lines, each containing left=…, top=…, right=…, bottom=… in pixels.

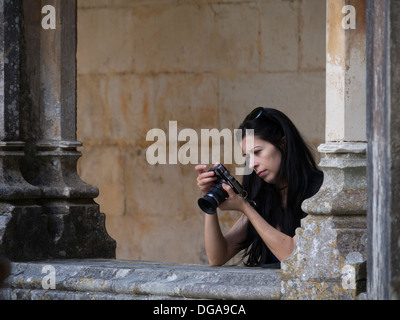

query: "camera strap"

left=240, top=190, right=258, bottom=209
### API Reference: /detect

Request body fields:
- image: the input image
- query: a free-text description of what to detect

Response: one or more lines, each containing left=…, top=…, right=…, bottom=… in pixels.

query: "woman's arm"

left=240, top=201, right=295, bottom=261
left=195, top=164, right=248, bottom=266
left=204, top=213, right=248, bottom=266
left=221, top=184, right=296, bottom=262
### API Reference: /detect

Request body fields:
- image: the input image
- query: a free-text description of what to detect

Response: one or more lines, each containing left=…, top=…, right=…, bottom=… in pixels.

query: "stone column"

left=21, top=0, right=116, bottom=259
left=1, top=0, right=116, bottom=260
left=0, top=0, right=51, bottom=261
left=366, top=0, right=400, bottom=300
left=281, top=0, right=367, bottom=299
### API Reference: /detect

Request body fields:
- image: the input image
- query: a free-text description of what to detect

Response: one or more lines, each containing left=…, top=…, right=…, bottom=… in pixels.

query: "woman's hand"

left=195, top=163, right=218, bottom=195
left=195, top=163, right=247, bottom=212
left=218, top=183, right=248, bottom=213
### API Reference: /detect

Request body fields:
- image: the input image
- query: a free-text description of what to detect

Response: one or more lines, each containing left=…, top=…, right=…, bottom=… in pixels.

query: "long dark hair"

left=239, top=108, right=320, bottom=266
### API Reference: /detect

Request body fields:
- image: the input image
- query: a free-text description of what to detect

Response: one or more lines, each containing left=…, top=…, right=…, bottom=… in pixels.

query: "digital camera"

left=197, top=164, right=248, bottom=214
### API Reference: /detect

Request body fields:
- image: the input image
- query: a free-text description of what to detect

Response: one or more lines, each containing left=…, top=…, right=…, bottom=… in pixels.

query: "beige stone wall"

left=76, top=0, right=326, bottom=264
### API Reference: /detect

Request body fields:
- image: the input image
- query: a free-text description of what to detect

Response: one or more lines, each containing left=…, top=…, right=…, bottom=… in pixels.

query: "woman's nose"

left=248, top=158, right=258, bottom=170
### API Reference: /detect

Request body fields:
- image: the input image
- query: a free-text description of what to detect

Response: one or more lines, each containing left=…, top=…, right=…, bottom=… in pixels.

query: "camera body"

left=197, top=164, right=248, bottom=214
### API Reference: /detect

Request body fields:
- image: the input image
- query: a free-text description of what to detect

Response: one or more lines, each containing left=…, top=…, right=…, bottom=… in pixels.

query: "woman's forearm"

left=204, top=213, right=229, bottom=266
left=241, top=201, right=295, bottom=261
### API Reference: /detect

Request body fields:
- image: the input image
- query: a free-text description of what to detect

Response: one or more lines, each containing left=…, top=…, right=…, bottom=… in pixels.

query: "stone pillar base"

left=0, top=201, right=116, bottom=261
left=0, top=202, right=51, bottom=261
left=281, top=142, right=367, bottom=299
left=45, top=201, right=116, bottom=259
left=281, top=215, right=367, bottom=299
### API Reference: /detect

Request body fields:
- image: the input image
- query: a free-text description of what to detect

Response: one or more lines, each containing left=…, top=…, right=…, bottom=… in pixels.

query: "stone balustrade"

left=0, top=260, right=281, bottom=300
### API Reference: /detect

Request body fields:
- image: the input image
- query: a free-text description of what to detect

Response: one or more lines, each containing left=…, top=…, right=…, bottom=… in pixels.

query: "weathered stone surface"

left=281, top=142, right=367, bottom=300
left=0, top=0, right=20, bottom=142
left=259, top=0, right=298, bottom=72
left=0, top=203, right=51, bottom=261
left=300, top=0, right=326, bottom=70
left=0, top=0, right=47, bottom=261
left=44, top=202, right=116, bottom=259
left=1, top=0, right=117, bottom=261
left=77, top=7, right=135, bottom=74
left=0, top=144, right=40, bottom=200
left=281, top=215, right=367, bottom=300
left=325, top=0, right=367, bottom=142
left=0, top=0, right=40, bottom=199
left=29, top=143, right=99, bottom=200
left=20, top=0, right=96, bottom=199
left=133, top=4, right=259, bottom=74
left=279, top=1, right=368, bottom=300
left=366, top=0, right=400, bottom=300
left=302, top=142, right=367, bottom=216
left=0, top=254, right=10, bottom=285
left=0, top=260, right=281, bottom=300
left=0, top=201, right=115, bottom=261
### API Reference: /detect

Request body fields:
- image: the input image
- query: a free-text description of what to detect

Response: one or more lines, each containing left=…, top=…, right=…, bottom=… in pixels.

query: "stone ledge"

left=0, top=259, right=281, bottom=300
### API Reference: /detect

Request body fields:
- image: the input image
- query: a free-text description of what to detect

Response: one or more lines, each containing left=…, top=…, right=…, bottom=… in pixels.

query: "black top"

left=304, top=170, right=324, bottom=203
left=301, top=169, right=324, bottom=218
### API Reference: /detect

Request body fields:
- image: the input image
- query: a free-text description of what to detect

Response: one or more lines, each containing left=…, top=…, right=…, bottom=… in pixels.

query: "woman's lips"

left=257, top=170, right=267, bottom=177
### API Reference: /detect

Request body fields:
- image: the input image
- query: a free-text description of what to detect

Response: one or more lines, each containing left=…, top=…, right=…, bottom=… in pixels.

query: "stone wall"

left=76, top=0, right=326, bottom=263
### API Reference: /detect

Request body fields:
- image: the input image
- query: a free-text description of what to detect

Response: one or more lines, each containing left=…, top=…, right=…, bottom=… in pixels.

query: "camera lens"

left=198, top=183, right=228, bottom=214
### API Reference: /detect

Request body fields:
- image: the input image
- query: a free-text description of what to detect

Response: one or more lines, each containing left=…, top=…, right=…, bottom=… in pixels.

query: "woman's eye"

left=254, top=150, right=260, bottom=155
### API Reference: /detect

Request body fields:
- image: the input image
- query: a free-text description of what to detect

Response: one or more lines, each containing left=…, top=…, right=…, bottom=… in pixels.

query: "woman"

left=195, top=107, right=323, bottom=267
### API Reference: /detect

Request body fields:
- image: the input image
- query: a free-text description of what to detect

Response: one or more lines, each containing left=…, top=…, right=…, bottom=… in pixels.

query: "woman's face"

left=242, top=135, right=283, bottom=185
